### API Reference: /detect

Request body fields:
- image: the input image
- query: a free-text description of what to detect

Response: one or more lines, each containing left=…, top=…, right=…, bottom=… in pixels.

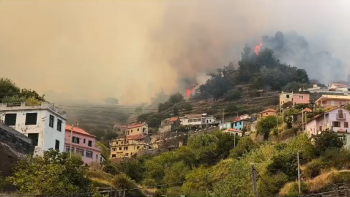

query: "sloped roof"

left=186, top=114, right=202, bottom=118
left=65, top=125, right=95, bottom=137
left=170, top=117, right=179, bottom=122
left=260, top=108, right=277, bottom=114
left=126, top=134, right=146, bottom=140
left=127, top=123, right=146, bottom=129
left=303, top=108, right=312, bottom=113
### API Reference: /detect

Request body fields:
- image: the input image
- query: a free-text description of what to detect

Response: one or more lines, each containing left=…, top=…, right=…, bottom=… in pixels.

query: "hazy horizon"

left=1, top=0, right=350, bottom=104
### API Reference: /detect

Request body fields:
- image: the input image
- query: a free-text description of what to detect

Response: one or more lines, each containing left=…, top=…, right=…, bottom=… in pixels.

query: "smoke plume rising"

left=0, top=0, right=349, bottom=104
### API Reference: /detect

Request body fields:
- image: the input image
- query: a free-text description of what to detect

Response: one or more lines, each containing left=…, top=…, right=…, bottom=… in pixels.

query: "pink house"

left=65, top=125, right=102, bottom=164
left=292, top=93, right=310, bottom=106
left=305, top=107, right=350, bottom=137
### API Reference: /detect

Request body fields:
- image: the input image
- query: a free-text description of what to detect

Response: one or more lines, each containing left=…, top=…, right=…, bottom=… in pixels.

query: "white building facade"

left=0, top=102, right=67, bottom=155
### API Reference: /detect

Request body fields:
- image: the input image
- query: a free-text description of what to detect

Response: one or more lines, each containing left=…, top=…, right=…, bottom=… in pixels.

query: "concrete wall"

left=292, top=94, right=310, bottom=105
left=0, top=109, right=66, bottom=154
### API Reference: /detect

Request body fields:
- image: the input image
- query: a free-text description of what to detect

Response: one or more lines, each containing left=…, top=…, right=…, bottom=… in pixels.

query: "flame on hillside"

left=186, top=84, right=199, bottom=98
left=254, top=41, right=263, bottom=55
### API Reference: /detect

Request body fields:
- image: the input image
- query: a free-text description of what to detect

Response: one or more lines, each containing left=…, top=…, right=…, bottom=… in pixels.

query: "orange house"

left=259, top=108, right=277, bottom=119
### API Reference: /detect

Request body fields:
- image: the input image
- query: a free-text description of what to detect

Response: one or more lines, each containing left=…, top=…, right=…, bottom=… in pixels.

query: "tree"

left=183, top=103, right=193, bottom=111
left=230, top=137, right=258, bottom=158
left=188, top=134, right=218, bottom=164
left=104, top=131, right=118, bottom=141
left=112, top=173, right=145, bottom=197
left=213, top=131, right=238, bottom=159
left=0, top=172, right=7, bottom=193
left=117, top=157, right=146, bottom=183
left=0, top=78, right=20, bottom=102
left=7, top=149, right=92, bottom=195
left=164, top=161, right=190, bottom=185
left=314, top=131, right=344, bottom=155
left=173, top=106, right=179, bottom=116
left=169, top=93, right=184, bottom=104
left=256, top=116, right=279, bottom=140
left=225, top=104, right=238, bottom=113
left=97, top=142, right=110, bottom=160
left=224, top=90, right=241, bottom=101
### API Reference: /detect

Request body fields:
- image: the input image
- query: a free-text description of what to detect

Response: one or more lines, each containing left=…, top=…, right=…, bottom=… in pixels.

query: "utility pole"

left=297, top=152, right=301, bottom=195
left=251, top=164, right=258, bottom=197
left=234, top=134, right=236, bottom=148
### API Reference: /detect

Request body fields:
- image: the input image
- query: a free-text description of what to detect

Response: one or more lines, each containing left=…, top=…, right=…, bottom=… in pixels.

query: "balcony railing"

left=336, top=113, right=346, bottom=120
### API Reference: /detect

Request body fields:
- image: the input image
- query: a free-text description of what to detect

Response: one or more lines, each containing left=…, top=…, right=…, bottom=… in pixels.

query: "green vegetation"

left=199, top=48, right=309, bottom=100
left=7, top=149, right=93, bottom=195
left=0, top=78, right=45, bottom=103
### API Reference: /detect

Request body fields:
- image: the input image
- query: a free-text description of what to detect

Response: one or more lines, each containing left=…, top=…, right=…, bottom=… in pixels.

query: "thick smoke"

left=261, top=31, right=347, bottom=83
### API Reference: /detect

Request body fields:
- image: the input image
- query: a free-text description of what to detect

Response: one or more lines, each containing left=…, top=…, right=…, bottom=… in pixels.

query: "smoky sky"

left=0, top=0, right=350, bottom=104
left=261, top=31, right=346, bottom=83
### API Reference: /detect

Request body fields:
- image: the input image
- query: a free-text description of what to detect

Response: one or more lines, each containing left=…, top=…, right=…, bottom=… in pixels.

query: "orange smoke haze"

left=0, top=1, right=349, bottom=104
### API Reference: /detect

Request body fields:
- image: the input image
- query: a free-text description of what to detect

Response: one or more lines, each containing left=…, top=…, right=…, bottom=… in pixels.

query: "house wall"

left=317, top=99, right=350, bottom=107
left=0, top=109, right=66, bottom=155
left=110, top=139, right=147, bottom=158
left=180, top=118, right=202, bottom=126
left=306, top=108, right=350, bottom=137
left=125, top=125, right=148, bottom=136
left=64, top=130, right=101, bottom=164
left=219, top=122, right=232, bottom=130
left=292, top=94, right=310, bottom=105
left=259, top=111, right=276, bottom=119
left=280, top=93, right=293, bottom=106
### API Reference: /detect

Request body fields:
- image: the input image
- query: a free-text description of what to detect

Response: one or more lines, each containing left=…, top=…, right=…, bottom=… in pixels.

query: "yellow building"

left=110, top=135, right=151, bottom=159
left=280, top=92, right=293, bottom=106
left=110, top=122, right=152, bottom=159
left=125, top=123, right=148, bottom=136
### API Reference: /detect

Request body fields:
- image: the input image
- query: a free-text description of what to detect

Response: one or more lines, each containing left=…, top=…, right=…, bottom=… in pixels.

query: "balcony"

left=0, top=102, right=66, bottom=118
left=336, top=113, right=346, bottom=120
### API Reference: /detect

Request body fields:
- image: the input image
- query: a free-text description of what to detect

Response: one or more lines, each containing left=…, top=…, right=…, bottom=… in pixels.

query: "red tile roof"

left=65, top=125, right=95, bottom=137
left=303, top=108, right=312, bottom=113
left=170, top=117, right=179, bottom=122
left=260, top=108, right=277, bottom=113
left=127, top=123, right=146, bottom=129
left=126, top=134, right=146, bottom=140
left=228, top=128, right=238, bottom=131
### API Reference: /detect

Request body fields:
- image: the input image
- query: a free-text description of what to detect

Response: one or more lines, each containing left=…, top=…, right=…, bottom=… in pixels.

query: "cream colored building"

left=125, top=123, right=148, bottom=136
left=279, top=92, right=293, bottom=106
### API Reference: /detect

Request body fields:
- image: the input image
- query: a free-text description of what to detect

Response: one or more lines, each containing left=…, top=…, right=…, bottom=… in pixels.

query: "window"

left=83, top=139, right=86, bottom=143
left=5, top=114, right=17, bottom=126
left=49, top=115, right=54, bottom=128
left=298, top=96, right=304, bottom=100
left=112, top=148, right=116, bottom=151
left=319, top=126, right=322, bottom=131
left=112, top=154, right=116, bottom=158
left=119, top=147, right=122, bottom=150
left=76, top=148, right=84, bottom=156
left=66, top=146, right=70, bottom=152
left=55, top=140, right=60, bottom=150
left=86, top=150, right=93, bottom=158
left=333, top=121, right=341, bottom=127
left=345, top=122, right=349, bottom=128
left=57, top=119, right=62, bottom=131
left=96, top=154, right=99, bottom=160
left=338, top=110, right=344, bottom=118
left=137, top=128, right=139, bottom=131
left=28, top=133, right=39, bottom=146
left=137, top=146, right=140, bottom=149
left=286, top=95, right=290, bottom=98
left=88, top=140, right=92, bottom=147
left=72, top=136, right=80, bottom=144
left=125, top=153, right=129, bottom=156
left=124, top=147, right=128, bottom=150
left=25, top=113, right=37, bottom=125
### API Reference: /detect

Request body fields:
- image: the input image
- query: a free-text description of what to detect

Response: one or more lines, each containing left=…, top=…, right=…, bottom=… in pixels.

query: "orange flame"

left=254, top=41, right=263, bottom=55
left=186, top=84, right=199, bottom=98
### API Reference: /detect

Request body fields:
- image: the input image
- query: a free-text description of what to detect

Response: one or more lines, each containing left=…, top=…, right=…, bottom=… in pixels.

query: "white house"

left=180, top=114, right=217, bottom=127
left=0, top=102, right=67, bottom=156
